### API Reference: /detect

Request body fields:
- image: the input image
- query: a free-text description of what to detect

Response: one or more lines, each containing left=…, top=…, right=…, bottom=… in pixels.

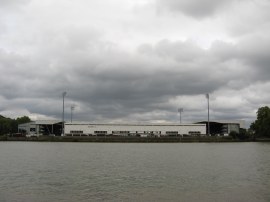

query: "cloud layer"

left=1, top=0, right=270, bottom=126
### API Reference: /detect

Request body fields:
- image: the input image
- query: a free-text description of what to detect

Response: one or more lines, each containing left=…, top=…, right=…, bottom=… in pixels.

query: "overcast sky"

left=1, top=0, right=270, bottom=127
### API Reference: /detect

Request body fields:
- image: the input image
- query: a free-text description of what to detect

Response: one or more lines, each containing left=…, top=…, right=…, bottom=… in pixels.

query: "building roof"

left=34, top=120, right=62, bottom=125
left=65, top=122, right=206, bottom=126
left=19, top=120, right=62, bottom=126
left=196, top=120, right=245, bottom=128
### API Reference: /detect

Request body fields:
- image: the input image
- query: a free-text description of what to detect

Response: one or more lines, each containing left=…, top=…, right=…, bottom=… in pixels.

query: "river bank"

left=1, top=135, right=266, bottom=142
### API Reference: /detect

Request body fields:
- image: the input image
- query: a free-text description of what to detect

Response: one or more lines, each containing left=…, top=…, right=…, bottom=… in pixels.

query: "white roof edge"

left=35, top=120, right=62, bottom=124
left=19, top=120, right=62, bottom=125
left=65, top=122, right=206, bottom=126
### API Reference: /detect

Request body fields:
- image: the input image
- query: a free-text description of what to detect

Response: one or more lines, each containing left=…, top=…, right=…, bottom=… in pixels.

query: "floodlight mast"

left=62, top=92, right=67, bottom=136
left=178, top=108, right=183, bottom=124
left=71, top=104, right=75, bottom=123
left=206, top=93, right=210, bottom=136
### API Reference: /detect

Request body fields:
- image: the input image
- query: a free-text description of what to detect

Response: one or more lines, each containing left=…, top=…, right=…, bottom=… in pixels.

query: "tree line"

left=0, top=115, right=31, bottom=135
left=250, top=106, right=270, bottom=138
left=228, top=106, right=270, bottom=140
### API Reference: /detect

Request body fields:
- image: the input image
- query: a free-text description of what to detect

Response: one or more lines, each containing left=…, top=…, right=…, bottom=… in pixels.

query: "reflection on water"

left=0, top=142, right=270, bottom=202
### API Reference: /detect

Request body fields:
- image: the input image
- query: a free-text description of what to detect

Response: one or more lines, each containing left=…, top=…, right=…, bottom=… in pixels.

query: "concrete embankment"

left=0, top=136, right=246, bottom=142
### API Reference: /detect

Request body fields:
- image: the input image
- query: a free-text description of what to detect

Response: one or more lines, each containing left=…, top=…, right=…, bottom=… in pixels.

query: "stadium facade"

left=65, top=122, right=206, bottom=137
left=18, top=120, right=244, bottom=137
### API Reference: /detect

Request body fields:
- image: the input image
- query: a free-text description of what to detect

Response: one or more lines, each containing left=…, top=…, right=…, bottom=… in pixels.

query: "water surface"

left=0, top=142, right=269, bottom=202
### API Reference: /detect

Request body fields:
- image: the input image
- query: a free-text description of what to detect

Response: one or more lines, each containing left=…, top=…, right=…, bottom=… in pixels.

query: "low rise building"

left=18, top=120, right=62, bottom=136
left=64, top=122, right=206, bottom=137
left=196, top=120, right=245, bottom=136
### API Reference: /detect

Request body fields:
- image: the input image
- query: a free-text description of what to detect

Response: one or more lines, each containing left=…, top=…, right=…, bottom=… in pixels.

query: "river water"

left=0, top=142, right=269, bottom=202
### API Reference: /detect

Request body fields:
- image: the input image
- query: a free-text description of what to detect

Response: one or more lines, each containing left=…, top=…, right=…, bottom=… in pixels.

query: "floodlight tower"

left=206, top=93, right=210, bottom=135
left=178, top=108, right=183, bottom=124
left=62, top=91, right=67, bottom=136
left=71, top=104, right=75, bottom=123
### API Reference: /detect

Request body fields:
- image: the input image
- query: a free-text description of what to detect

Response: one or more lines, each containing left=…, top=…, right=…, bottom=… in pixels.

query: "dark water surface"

left=0, top=142, right=269, bottom=202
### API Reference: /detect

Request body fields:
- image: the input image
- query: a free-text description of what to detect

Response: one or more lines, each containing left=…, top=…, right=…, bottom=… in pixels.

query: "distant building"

left=18, top=120, right=62, bottom=136
left=18, top=120, right=245, bottom=137
left=64, top=122, right=206, bottom=137
left=196, top=120, right=245, bottom=136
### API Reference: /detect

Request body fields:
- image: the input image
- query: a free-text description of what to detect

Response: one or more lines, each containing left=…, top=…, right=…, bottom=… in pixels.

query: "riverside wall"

left=0, top=136, right=249, bottom=142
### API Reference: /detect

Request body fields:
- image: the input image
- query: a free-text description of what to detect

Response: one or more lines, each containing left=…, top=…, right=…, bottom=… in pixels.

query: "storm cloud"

left=1, top=0, right=270, bottom=126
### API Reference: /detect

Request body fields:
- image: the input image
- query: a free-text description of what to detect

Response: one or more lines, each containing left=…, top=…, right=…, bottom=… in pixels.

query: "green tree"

left=0, top=115, right=31, bottom=135
left=16, top=116, right=31, bottom=125
left=250, top=106, right=270, bottom=137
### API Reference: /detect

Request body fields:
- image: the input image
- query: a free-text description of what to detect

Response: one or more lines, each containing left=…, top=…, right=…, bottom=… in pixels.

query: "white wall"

left=18, top=122, right=37, bottom=135
left=65, top=123, right=206, bottom=136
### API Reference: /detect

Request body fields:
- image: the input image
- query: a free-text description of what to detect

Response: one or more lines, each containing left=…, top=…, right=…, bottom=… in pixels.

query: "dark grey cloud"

left=1, top=29, right=266, bottom=123
left=238, top=36, right=270, bottom=79
left=156, top=0, right=236, bottom=18
left=0, top=27, right=268, bottom=125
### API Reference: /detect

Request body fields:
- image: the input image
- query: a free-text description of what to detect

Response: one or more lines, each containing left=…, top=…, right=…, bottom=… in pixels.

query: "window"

left=188, top=131, right=201, bottom=135
left=166, top=131, right=178, bottom=135
left=112, top=131, right=130, bottom=134
left=94, top=131, right=107, bottom=134
left=70, top=130, right=83, bottom=134
left=120, top=131, right=130, bottom=134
